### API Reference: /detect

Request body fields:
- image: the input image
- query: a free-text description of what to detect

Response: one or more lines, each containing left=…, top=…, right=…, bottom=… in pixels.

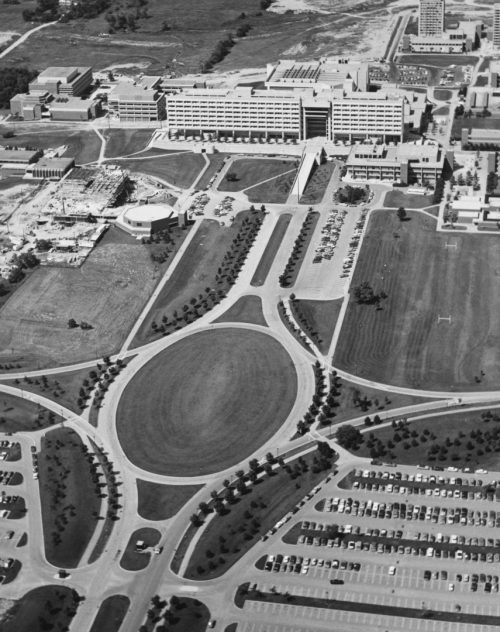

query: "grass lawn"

left=0, top=586, right=80, bottom=632
left=334, top=210, right=500, bottom=391
left=0, top=393, right=62, bottom=432
left=355, top=407, right=500, bottom=470
left=214, top=295, right=267, bottom=327
left=103, top=128, right=153, bottom=158
left=137, top=481, right=203, bottom=521
left=0, top=126, right=102, bottom=165
left=117, top=328, right=297, bottom=477
left=39, top=427, right=101, bottom=568
left=398, top=54, right=478, bottom=67
left=120, top=527, right=161, bottom=571
left=246, top=170, right=297, bottom=204
left=251, top=214, right=292, bottom=286
left=113, top=152, right=205, bottom=188
left=219, top=158, right=297, bottom=193
left=300, top=161, right=336, bottom=205
left=164, top=597, right=210, bottom=632
left=89, top=595, right=130, bottom=632
left=383, top=190, right=434, bottom=209
left=434, top=88, right=453, bottom=100
left=184, top=448, right=335, bottom=580
left=0, top=226, right=161, bottom=370
left=4, top=366, right=96, bottom=413
left=290, top=298, right=342, bottom=355
left=132, top=211, right=260, bottom=347
left=195, top=153, right=228, bottom=190
left=281, top=212, right=320, bottom=287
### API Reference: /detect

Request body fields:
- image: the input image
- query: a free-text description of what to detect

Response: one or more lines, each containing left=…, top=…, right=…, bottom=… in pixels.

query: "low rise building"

left=26, top=157, right=75, bottom=179
left=116, top=202, right=182, bottom=237
left=29, top=66, right=93, bottom=97
left=345, top=142, right=448, bottom=185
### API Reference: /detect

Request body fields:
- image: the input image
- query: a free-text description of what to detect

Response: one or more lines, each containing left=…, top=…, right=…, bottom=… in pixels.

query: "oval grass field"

left=116, top=328, right=298, bottom=476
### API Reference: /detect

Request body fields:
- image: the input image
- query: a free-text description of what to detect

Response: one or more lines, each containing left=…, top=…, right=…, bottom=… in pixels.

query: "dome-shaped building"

left=117, top=202, right=180, bottom=237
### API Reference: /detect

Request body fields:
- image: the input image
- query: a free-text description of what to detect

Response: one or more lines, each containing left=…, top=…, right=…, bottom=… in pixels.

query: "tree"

left=353, top=281, right=376, bottom=305
left=336, top=424, right=363, bottom=449
left=67, top=318, right=78, bottom=329
left=226, top=171, right=238, bottom=182
left=396, top=206, right=407, bottom=221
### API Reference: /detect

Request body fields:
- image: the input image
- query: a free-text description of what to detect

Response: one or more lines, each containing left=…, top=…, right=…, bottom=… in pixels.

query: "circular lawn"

left=116, top=328, right=298, bottom=476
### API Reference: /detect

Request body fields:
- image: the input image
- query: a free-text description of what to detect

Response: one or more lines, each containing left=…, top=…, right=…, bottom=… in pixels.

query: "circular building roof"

left=124, top=203, right=177, bottom=224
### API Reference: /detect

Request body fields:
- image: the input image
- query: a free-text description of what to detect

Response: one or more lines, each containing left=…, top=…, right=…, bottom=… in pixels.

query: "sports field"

left=117, top=328, right=298, bottom=476
left=0, top=227, right=158, bottom=369
left=334, top=210, right=500, bottom=391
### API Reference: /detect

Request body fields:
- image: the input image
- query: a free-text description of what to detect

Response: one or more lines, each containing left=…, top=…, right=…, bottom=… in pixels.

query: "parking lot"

left=232, top=463, right=500, bottom=632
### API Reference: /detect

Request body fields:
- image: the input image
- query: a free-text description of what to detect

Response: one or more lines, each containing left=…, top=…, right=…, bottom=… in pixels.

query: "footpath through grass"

left=184, top=447, right=335, bottom=580
left=113, top=152, right=205, bottom=188
left=219, top=158, right=297, bottom=192
left=137, top=480, right=203, bottom=521
left=39, top=428, right=101, bottom=568
left=251, top=214, right=292, bottom=286
left=0, top=586, right=80, bottom=632
left=89, top=595, right=130, bottom=632
left=246, top=170, right=297, bottom=204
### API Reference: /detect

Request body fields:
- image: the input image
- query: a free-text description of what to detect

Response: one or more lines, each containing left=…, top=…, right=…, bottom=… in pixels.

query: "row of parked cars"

left=355, top=468, right=491, bottom=487
left=353, top=480, right=492, bottom=501
left=424, top=570, right=499, bottom=594
left=340, top=209, right=368, bottom=278
left=263, top=552, right=361, bottom=577
left=189, top=192, right=210, bottom=216
left=313, top=208, right=348, bottom=263
left=0, top=471, right=17, bottom=486
left=326, top=497, right=500, bottom=527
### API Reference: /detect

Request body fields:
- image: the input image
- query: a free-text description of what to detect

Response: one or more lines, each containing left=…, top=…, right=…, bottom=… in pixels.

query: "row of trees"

left=296, top=361, right=327, bottom=435
left=0, top=67, right=37, bottom=109
left=201, top=34, right=236, bottom=73
left=279, top=209, right=315, bottom=287
left=288, top=295, right=323, bottom=348
left=352, top=281, right=387, bottom=306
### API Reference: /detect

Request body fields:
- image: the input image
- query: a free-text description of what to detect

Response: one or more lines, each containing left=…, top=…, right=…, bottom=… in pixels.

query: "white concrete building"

left=419, top=0, right=445, bottom=37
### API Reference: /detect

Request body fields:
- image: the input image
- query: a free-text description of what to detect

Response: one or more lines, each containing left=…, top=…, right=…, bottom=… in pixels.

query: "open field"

left=434, top=88, right=453, bottom=100
left=383, top=189, right=434, bottom=209
left=132, top=211, right=260, bottom=346
left=334, top=210, right=500, bottom=391
left=0, top=392, right=62, bottom=432
left=355, top=407, right=500, bottom=470
left=214, top=295, right=267, bottom=327
left=6, top=366, right=95, bottom=412
left=246, top=170, right=297, bottom=204
left=39, top=427, right=101, bottom=568
left=137, top=480, right=203, bottom=521
left=89, top=595, right=130, bottom=632
left=0, top=227, right=160, bottom=369
left=251, top=214, right=292, bottom=286
left=291, top=298, right=342, bottom=355
left=0, top=125, right=101, bottom=165
left=219, top=158, right=297, bottom=193
left=117, top=328, right=298, bottom=476
left=185, top=447, right=335, bottom=579
left=113, top=152, right=205, bottom=188
left=103, top=128, right=153, bottom=158
left=0, top=586, right=79, bottom=632
left=195, top=153, right=228, bottom=190
left=120, top=527, right=161, bottom=571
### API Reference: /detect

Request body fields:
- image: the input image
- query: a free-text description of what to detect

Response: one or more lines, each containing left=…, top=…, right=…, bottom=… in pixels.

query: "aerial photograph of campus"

left=5, top=0, right=500, bottom=630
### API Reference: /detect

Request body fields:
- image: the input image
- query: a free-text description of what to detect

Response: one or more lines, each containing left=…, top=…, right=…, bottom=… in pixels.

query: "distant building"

left=29, top=67, right=93, bottom=97
left=0, top=148, right=43, bottom=165
left=26, top=157, right=75, bottom=180
left=493, top=3, right=500, bottom=48
left=409, top=21, right=482, bottom=53
left=50, top=97, right=100, bottom=121
left=419, top=0, right=445, bottom=37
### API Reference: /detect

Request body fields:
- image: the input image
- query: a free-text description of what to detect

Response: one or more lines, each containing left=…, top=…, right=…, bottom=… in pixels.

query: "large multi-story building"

left=493, top=3, right=500, bottom=48
left=108, top=82, right=166, bottom=121
left=29, top=67, right=93, bottom=97
left=419, top=0, right=445, bottom=37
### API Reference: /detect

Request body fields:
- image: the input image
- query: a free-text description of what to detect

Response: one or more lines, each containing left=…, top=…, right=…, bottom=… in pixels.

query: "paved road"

left=0, top=20, right=58, bottom=60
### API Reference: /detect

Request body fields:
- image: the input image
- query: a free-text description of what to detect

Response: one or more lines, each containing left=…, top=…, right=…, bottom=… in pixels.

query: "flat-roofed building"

left=494, top=3, right=500, bottom=48
left=419, top=0, right=445, bottom=37
left=49, top=97, right=100, bottom=121
left=410, top=20, right=481, bottom=53
left=345, top=142, right=447, bottom=185
left=29, top=66, right=93, bottom=97
left=109, top=83, right=166, bottom=121
left=0, top=147, right=43, bottom=164
left=27, top=156, right=75, bottom=179
left=265, top=58, right=370, bottom=92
